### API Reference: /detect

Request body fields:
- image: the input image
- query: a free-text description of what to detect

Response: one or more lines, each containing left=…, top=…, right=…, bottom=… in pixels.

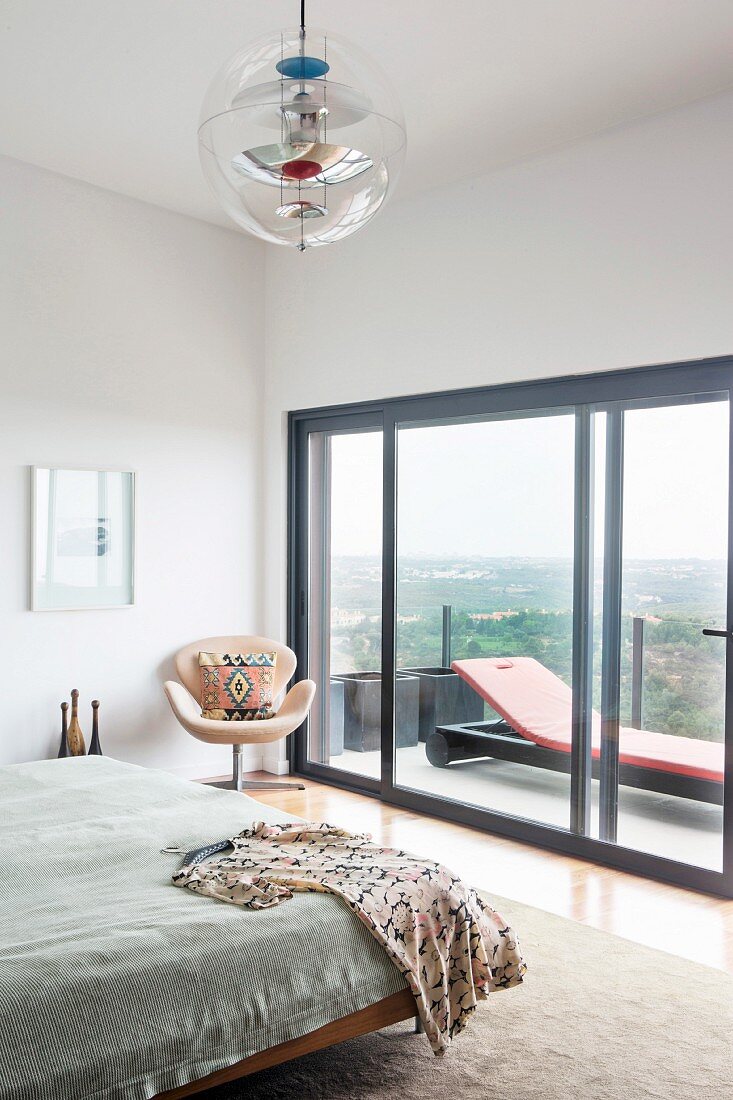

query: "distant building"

left=331, top=607, right=367, bottom=626
left=469, top=610, right=519, bottom=622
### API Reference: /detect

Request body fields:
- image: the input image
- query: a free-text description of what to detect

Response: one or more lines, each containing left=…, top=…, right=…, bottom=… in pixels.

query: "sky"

left=327, top=400, right=729, bottom=560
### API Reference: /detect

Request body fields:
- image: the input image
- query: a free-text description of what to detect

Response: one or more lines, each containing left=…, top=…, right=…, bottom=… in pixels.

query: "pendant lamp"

left=198, top=2, right=406, bottom=250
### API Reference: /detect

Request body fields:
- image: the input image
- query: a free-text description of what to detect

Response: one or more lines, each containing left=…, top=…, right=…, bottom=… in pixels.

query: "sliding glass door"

left=394, top=410, right=576, bottom=830
left=290, top=358, right=733, bottom=895
left=294, top=415, right=384, bottom=790
left=593, top=396, right=728, bottom=871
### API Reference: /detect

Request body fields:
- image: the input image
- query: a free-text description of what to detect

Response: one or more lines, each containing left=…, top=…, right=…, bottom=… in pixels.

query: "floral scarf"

left=172, top=822, right=526, bottom=1055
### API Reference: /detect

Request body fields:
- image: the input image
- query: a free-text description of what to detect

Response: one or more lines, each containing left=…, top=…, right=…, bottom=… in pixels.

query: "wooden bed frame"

left=154, top=988, right=417, bottom=1099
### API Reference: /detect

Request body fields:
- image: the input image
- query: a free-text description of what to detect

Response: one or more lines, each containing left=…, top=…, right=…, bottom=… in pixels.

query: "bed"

left=425, top=656, right=724, bottom=804
left=0, top=756, right=414, bottom=1100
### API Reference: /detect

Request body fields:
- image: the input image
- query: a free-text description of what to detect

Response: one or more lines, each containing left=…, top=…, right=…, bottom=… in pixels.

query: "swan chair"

left=164, top=635, right=315, bottom=791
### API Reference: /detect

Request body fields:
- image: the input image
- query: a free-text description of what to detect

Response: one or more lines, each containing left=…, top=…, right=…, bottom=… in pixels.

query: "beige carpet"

left=204, top=894, right=733, bottom=1100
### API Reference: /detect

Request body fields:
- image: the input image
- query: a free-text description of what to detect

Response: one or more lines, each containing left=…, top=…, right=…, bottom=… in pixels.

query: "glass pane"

left=394, top=412, right=576, bottom=829
left=306, top=429, right=383, bottom=778
left=605, top=398, right=728, bottom=870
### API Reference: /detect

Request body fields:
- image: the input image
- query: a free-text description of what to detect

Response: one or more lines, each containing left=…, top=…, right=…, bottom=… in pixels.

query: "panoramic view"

left=326, top=403, right=728, bottom=746
left=330, top=554, right=727, bottom=743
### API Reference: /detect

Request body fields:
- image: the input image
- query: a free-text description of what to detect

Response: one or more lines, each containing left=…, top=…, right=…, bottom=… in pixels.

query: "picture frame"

left=30, top=466, right=135, bottom=611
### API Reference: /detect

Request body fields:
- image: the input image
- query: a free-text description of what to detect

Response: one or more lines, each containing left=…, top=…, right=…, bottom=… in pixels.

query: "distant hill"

left=331, top=555, right=726, bottom=620
left=327, top=555, right=727, bottom=742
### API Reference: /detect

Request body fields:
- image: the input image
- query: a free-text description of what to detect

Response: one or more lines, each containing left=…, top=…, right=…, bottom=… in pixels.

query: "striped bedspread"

left=0, top=757, right=406, bottom=1100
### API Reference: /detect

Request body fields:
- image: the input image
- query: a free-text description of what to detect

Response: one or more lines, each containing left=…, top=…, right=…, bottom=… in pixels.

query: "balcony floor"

left=332, top=744, right=723, bottom=872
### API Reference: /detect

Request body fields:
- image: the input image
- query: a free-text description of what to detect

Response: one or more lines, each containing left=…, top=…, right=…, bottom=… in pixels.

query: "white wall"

left=0, top=156, right=266, bottom=776
left=262, top=92, right=733, bottom=767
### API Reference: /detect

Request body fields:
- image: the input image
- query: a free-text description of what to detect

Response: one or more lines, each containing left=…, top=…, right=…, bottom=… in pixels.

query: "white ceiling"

left=1, top=1, right=732, bottom=229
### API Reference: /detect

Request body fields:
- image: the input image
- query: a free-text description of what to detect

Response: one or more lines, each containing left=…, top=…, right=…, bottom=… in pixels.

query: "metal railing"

left=630, top=616, right=645, bottom=729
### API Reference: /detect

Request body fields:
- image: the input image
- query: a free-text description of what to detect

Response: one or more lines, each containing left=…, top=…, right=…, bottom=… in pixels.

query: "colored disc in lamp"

left=282, top=160, right=322, bottom=180
left=276, top=55, right=330, bottom=79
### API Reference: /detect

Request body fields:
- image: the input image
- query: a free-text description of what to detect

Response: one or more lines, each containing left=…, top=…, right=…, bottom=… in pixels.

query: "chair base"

left=206, top=778, right=306, bottom=792
left=207, top=744, right=306, bottom=792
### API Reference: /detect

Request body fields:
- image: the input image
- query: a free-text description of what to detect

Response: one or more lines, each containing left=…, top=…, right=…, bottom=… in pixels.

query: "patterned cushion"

left=198, top=652, right=277, bottom=721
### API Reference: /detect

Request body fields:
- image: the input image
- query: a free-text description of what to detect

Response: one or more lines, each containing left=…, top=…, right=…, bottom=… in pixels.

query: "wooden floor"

left=230, top=771, right=733, bottom=975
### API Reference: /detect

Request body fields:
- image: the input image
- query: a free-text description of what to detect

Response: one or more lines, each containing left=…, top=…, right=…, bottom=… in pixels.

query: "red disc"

left=282, top=160, right=322, bottom=180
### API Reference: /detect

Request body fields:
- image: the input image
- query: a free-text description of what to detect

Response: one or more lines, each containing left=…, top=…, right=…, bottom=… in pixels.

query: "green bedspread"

left=0, top=757, right=407, bottom=1100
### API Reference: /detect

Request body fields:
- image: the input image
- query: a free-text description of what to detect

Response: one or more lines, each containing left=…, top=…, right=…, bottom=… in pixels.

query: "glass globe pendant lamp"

left=198, top=1, right=406, bottom=250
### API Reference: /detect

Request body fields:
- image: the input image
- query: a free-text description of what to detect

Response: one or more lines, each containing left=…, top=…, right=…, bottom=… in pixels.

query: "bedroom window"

left=305, top=425, right=383, bottom=785
left=289, top=357, right=733, bottom=897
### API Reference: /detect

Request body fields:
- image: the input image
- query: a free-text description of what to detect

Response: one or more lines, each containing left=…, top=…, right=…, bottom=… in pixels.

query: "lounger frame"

left=428, top=721, right=724, bottom=805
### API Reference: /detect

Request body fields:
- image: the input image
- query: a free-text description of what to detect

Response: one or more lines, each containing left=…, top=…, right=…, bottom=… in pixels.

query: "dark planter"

left=329, top=679, right=345, bottom=757
left=397, top=666, right=484, bottom=742
left=332, top=671, right=419, bottom=752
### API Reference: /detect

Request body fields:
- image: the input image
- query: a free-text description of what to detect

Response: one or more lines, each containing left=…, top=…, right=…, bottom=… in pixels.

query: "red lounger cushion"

left=452, top=657, right=723, bottom=784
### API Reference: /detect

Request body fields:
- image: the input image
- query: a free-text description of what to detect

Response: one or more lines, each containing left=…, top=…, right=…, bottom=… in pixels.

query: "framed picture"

left=31, top=467, right=135, bottom=610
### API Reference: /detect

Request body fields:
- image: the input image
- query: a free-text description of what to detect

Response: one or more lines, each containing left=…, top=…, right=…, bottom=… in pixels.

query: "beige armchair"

left=164, top=635, right=315, bottom=792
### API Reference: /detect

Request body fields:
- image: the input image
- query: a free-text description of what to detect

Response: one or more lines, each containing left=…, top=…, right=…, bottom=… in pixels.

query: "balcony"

left=324, top=610, right=725, bottom=874
left=337, top=744, right=723, bottom=871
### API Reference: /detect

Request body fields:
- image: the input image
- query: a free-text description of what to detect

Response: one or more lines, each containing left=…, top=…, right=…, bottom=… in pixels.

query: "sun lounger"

left=425, top=657, right=723, bottom=804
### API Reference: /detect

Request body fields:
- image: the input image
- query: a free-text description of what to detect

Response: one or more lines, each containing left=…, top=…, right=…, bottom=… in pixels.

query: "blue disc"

left=276, top=55, right=330, bottom=79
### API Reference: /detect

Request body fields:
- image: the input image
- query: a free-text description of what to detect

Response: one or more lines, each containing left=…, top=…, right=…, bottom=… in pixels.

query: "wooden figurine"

left=89, top=700, right=103, bottom=756
left=67, top=689, right=86, bottom=756
left=57, top=702, right=70, bottom=758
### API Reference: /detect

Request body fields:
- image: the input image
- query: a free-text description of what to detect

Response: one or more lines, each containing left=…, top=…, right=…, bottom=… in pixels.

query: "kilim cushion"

left=198, top=652, right=277, bottom=721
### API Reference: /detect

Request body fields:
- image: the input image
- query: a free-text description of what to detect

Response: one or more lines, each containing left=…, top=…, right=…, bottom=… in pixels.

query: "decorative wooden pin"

left=67, top=689, right=86, bottom=756
left=89, top=700, right=103, bottom=756
left=57, top=701, right=70, bottom=758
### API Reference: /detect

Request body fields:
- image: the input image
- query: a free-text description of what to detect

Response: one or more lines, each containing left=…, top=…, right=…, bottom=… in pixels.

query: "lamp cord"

left=300, top=0, right=305, bottom=33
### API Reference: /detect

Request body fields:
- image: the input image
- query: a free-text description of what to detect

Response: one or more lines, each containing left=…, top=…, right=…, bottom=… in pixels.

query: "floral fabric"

left=172, top=822, right=526, bottom=1054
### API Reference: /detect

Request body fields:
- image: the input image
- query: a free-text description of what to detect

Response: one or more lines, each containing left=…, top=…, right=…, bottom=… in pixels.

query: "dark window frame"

left=288, top=355, right=733, bottom=897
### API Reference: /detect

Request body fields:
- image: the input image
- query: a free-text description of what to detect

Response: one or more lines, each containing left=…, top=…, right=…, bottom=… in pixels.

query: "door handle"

left=701, top=628, right=733, bottom=639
